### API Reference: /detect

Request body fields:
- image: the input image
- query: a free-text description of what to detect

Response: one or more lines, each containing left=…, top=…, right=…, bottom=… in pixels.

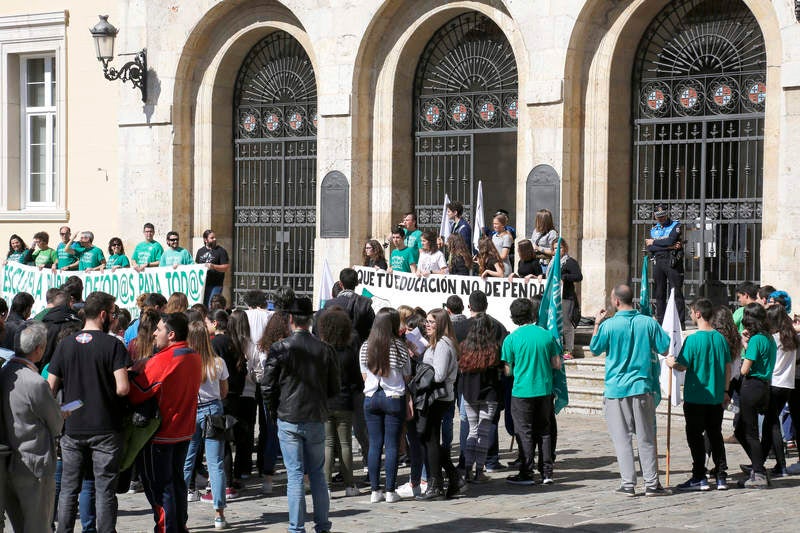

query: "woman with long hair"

left=459, top=314, right=503, bottom=483
left=735, top=303, right=777, bottom=487
left=491, top=213, right=513, bottom=276
left=318, top=308, right=362, bottom=496
left=128, top=309, right=161, bottom=361
left=417, top=308, right=463, bottom=500
left=183, top=320, right=230, bottom=529
left=360, top=307, right=412, bottom=503
left=446, top=234, right=474, bottom=276
left=509, top=239, right=542, bottom=283
left=226, top=309, right=260, bottom=484
left=363, top=239, right=387, bottom=270
left=106, top=237, right=130, bottom=270
left=530, top=209, right=559, bottom=273
left=163, top=292, right=189, bottom=314
left=762, top=305, right=799, bottom=477
left=417, top=230, right=447, bottom=276
left=6, top=234, right=28, bottom=263
left=476, top=238, right=504, bottom=279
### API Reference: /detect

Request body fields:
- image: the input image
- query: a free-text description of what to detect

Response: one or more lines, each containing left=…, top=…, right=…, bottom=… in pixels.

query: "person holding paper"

left=666, top=298, right=732, bottom=491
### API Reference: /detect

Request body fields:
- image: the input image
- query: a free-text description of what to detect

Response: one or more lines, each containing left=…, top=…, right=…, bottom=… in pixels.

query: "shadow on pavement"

left=392, top=517, right=637, bottom=533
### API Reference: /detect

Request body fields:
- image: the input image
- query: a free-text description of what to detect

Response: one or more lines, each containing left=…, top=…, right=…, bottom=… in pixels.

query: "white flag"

left=659, top=288, right=685, bottom=406
left=319, top=257, right=335, bottom=307
left=439, top=193, right=451, bottom=239
left=472, top=180, right=484, bottom=251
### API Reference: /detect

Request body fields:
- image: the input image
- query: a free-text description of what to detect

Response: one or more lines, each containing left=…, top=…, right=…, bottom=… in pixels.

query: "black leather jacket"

left=261, top=329, right=340, bottom=424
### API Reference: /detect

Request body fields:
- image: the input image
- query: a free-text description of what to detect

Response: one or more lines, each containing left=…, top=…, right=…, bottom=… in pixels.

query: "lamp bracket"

left=102, top=48, right=147, bottom=102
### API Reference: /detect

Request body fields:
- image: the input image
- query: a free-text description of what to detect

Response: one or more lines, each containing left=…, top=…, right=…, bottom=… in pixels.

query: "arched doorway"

left=412, top=12, right=518, bottom=232
left=233, top=31, right=317, bottom=303
left=630, top=0, right=766, bottom=303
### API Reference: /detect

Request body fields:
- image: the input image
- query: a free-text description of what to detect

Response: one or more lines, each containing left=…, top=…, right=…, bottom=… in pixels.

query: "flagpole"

left=666, top=371, right=672, bottom=487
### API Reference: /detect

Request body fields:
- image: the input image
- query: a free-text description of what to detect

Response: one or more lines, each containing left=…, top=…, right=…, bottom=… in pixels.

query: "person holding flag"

left=589, top=284, right=670, bottom=496
left=665, top=298, right=732, bottom=491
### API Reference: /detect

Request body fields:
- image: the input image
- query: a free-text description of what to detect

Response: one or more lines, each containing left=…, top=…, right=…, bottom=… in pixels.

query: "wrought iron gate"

left=233, top=32, right=317, bottom=304
left=631, top=0, right=766, bottom=304
left=413, top=12, right=517, bottom=231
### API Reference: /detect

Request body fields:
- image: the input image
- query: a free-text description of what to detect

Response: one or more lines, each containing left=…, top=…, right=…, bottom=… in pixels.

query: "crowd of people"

left=0, top=208, right=798, bottom=533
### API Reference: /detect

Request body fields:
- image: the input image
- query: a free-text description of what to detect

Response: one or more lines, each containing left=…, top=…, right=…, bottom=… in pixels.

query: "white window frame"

left=21, top=54, right=57, bottom=207
left=0, top=11, right=67, bottom=221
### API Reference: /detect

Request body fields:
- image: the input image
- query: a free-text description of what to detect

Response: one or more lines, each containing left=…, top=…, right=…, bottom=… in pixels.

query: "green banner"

left=0, top=263, right=208, bottom=317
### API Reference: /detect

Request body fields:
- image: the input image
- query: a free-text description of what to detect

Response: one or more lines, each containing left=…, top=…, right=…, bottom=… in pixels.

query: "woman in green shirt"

left=735, top=303, right=777, bottom=487
left=26, top=231, right=58, bottom=268
left=5, top=234, right=28, bottom=264
left=106, top=237, right=131, bottom=271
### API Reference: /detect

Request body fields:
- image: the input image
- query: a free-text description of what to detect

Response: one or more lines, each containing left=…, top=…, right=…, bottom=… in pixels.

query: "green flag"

left=538, top=238, right=568, bottom=413
left=640, top=255, right=652, bottom=316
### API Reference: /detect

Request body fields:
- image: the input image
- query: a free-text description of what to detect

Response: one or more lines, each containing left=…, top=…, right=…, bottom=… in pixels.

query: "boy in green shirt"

left=732, top=282, right=758, bottom=333
left=666, top=298, right=731, bottom=491
left=131, top=223, right=163, bottom=272
left=388, top=226, right=417, bottom=274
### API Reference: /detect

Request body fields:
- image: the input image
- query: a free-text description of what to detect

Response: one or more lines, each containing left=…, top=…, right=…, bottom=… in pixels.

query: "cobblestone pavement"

left=114, top=412, right=798, bottom=532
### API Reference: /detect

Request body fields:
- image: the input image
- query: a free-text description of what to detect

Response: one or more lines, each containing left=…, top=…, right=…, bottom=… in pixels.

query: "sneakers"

left=369, top=490, right=384, bottom=503
left=187, top=490, right=199, bottom=502
left=201, top=491, right=214, bottom=503
left=716, top=476, right=728, bottom=491
left=214, top=517, right=228, bottom=530
left=615, top=486, right=636, bottom=497
left=787, top=462, right=800, bottom=475
left=644, top=484, right=671, bottom=497
left=225, top=487, right=238, bottom=500
left=542, top=476, right=554, bottom=485
left=676, top=477, right=710, bottom=491
left=128, top=480, right=143, bottom=494
left=331, top=472, right=344, bottom=483
left=506, top=473, right=536, bottom=486
left=345, top=486, right=360, bottom=497
left=739, top=464, right=753, bottom=475
left=261, top=478, right=273, bottom=495
left=471, top=471, right=491, bottom=484
left=396, top=482, right=421, bottom=498
left=770, top=465, right=789, bottom=478
left=384, top=491, right=401, bottom=503
left=485, top=462, right=507, bottom=473
left=738, top=472, right=769, bottom=488
left=563, top=352, right=574, bottom=360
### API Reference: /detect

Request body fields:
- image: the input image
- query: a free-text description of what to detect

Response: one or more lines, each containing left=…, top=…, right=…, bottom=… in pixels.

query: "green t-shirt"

left=56, top=242, right=77, bottom=269
left=404, top=229, right=423, bottom=262
left=501, top=323, right=560, bottom=398
left=676, top=330, right=731, bottom=405
left=132, top=241, right=164, bottom=267
left=7, top=249, right=27, bottom=263
left=107, top=254, right=130, bottom=268
left=732, top=306, right=745, bottom=334
left=159, top=247, right=194, bottom=267
left=589, top=310, right=670, bottom=399
left=31, top=247, right=58, bottom=267
left=743, top=332, right=777, bottom=381
left=390, top=247, right=417, bottom=273
left=74, top=244, right=105, bottom=271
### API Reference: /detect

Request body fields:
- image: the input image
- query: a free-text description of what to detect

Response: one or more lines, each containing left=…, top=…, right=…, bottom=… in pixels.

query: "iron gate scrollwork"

left=234, top=32, right=317, bottom=303
left=631, top=0, right=766, bottom=305
left=413, top=12, right=517, bottom=231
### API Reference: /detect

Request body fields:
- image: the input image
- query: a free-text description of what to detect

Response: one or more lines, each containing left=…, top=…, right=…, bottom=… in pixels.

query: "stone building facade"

left=1, top=0, right=799, bottom=311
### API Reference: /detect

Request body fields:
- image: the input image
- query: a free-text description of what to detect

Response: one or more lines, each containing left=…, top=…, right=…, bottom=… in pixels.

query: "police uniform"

left=647, top=209, right=685, bottom=326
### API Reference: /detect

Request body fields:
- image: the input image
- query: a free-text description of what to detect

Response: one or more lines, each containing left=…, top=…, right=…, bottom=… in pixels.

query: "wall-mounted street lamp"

left=89, top=15, right=147, bottom=102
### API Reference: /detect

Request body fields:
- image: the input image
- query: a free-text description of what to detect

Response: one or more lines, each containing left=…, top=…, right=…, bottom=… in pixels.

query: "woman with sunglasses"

left=106, top=237, right=130, bottom=271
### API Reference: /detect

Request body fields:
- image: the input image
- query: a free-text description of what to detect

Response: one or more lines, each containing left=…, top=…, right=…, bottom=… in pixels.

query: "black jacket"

left=0, top=311, right=28, bottom=351
left=39, top=304, right=82, bottom=367
left=327, top=335, right=363, bottom=412
left=322, top=290, right=375, bottom=344
left=561, top=256, right=583, bottom=301
left=262, top=330, right=340, bottom=424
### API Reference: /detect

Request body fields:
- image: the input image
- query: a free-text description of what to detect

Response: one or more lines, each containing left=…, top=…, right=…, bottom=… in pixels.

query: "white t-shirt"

left=417, top=250, right=447, bottom=274
left=360, top=338, right=411, bottom=397
left=246, top=308, right=274, bottom=347
left=771, top=333, right=797, bottom=389
left=198, top=356, right=230, bottom=403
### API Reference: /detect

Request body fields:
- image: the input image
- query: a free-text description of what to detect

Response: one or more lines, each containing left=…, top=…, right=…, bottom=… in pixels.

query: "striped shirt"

left=360, top=338, right=411, bottom=397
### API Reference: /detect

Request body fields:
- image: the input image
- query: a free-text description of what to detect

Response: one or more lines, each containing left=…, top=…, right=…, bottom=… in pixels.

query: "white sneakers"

left=344, top=486, right=360, bottom=497
left=384, top=491, right=401, bottom=503
left=395, top=482, right=422, bottom=498
left=187, top=490, right=199, bottom=502
left=369, top=489, right=402, bottom=503
left=369, top=490, right=384, bottom=503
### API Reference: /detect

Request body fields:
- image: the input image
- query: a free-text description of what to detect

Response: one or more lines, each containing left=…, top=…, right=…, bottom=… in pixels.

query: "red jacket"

left=129, top=341, right=202, bottom=444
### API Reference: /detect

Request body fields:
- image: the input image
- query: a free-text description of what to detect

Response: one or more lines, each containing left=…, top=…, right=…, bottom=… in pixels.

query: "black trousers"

left=735, top=377, right=770, bottom=474
left=761, top=386, right=792, bottom=469
left=420, top=400, right=458, bottom=484
left=511, top=395, right=553, bottom=477
left=683, top=402, right=727, bottom=479
left=653, top=257, right=685, bottom=325
left=789, top=379, right=800, bottom=459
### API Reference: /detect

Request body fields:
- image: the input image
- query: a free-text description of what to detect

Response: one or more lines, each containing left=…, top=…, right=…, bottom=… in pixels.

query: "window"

left=22, top=55, right=57, bottom=205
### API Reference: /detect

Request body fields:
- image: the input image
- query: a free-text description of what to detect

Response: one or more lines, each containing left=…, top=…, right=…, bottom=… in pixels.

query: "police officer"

left=645, top=204, right=685, bottom=326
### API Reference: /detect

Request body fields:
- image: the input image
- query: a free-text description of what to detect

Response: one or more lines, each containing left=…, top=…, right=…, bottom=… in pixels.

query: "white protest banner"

left=0, top=263, right=208, bottom=317
left=354, top=266, right=545, bottom=332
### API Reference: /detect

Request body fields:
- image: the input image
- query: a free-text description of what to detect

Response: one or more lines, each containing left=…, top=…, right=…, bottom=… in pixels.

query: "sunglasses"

left=167, top=238, right=178, bottom=242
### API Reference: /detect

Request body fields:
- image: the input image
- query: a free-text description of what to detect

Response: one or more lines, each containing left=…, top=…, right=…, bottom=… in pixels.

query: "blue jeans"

left=258, top=394, right=280, bottom=475
left=183, top=400, right=226, bottom=510
left=363, top=390, right=405, bottom=491
left=79, top=477, right=96, bottom=531
left=277, top=419, right=330, bottom=533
